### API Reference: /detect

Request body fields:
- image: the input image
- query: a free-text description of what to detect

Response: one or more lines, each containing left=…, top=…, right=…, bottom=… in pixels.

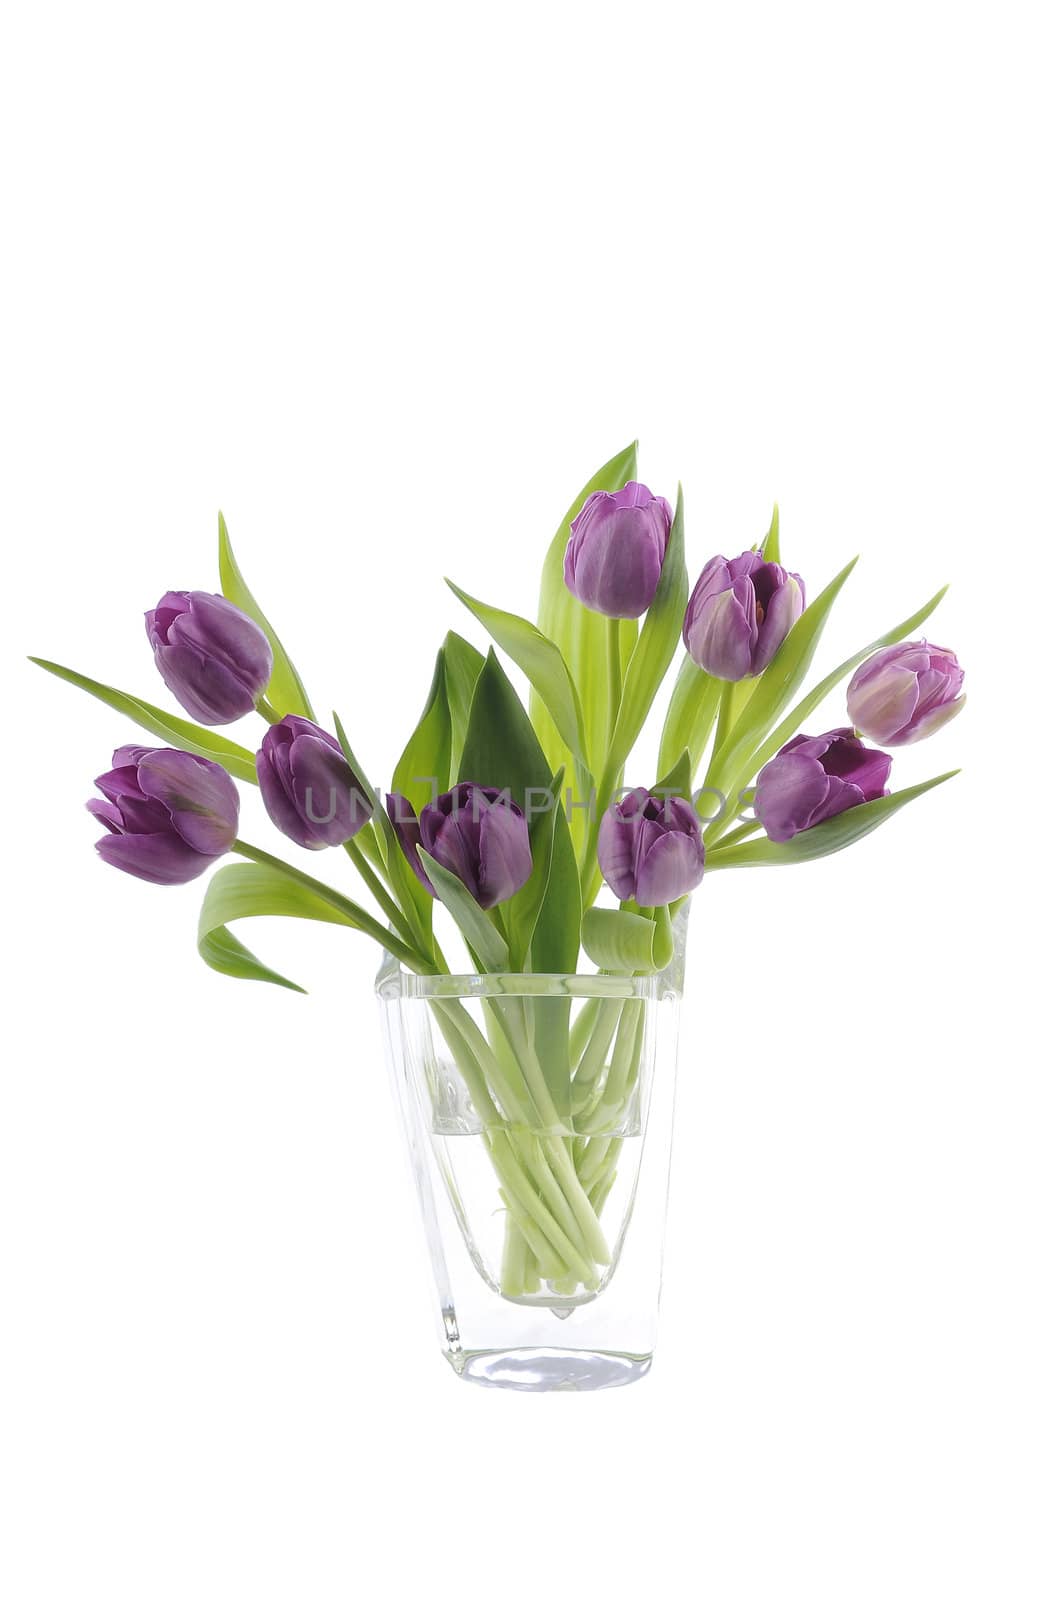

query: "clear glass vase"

left=376, top=912, right=686, bottom=1391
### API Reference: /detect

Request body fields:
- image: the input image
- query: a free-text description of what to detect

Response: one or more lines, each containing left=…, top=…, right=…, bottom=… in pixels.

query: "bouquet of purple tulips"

left=33, top=442, right=963, bottom=1307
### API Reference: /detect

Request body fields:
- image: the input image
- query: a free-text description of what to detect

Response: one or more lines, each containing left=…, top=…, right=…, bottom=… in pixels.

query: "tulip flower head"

left=683, top=552, right=805, bottom=682
left=88, top=744, right=239, bottom=885
left=564, top=481, right=673, bottom=619
left=387, top=783, right=533, bottom=909
left=146, top=591, right=273, bottom=725
left=597, top=787, right=706, bottom=907
left=257, top=715, right=373, bottom=850
left=847, top=640, right=965, bottom=747
left=755, top=728, right=891, bottom=843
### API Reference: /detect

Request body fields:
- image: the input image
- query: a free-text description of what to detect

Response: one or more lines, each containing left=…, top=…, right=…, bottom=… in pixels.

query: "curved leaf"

left=446, top=581, right=589, bottom=772
left=30, top=658, right=259, bottom=784
left=198, top=861, right=358, bottom=990
left=704, top=771, right=959, bottom=871
left=581, top=906, right=673, bottom=973
left=218, top=512, right=315, bottom=720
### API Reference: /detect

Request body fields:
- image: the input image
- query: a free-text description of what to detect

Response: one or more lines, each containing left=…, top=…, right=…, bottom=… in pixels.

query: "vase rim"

left=374, top=958, right=677, bottom=1003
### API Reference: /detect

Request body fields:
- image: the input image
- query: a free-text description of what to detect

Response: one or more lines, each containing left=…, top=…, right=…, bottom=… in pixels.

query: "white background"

left=2, top=4, right=1060, bottom=1596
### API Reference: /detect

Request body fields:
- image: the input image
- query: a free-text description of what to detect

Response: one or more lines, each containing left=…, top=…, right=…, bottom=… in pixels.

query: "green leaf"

left=458, top=648, right=551, bottom=800
left=653, top=750, right=692, bottom=804
left=531, top=808, right=581, bottom=974
left=218, top=511, right=315, bottom=720
left=746, top=586, right=950, bottom=776
left=581, top=907, right=674, bottom=973
left=761, top=503, right=781, bottom=565
left=658, top=654, right=721, bottom=780
left=708, top=556, right=859, bottom=796
left=30, top=658, right=259, bottom=784
left=704, top=771, right=960, bottom=871
left=500, top=769, right=564, bottom=970
left=443, top=631, right=485, bottom=782
left=446, top=580, right=589, bottom=773
left=393, top=647, right=451, bottom=813
left=605, top=484, right=688, bottom=776
left=457, top=650, right=583, bottom=977
left=418, top=850, right=510, bottom=971
left=198, top=861, right=359, bottom=990
left=531, top=442, right=640, bottom=796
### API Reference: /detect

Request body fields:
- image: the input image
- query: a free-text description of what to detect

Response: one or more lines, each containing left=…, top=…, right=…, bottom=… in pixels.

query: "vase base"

left=447, top=1346, right=652, bottom=1392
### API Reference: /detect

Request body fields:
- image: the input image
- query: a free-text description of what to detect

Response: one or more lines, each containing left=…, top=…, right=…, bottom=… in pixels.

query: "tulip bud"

left=257, top=715, right=372, bottom=850
left=683, top=552, right=805, bottom=682
left=146, top=591, right=273, bottom=725
left=387, top=783, right=532, bottom=909
left=847, top=640, right=965, bottom=747
left=755, top=728, right=891, bottom=844
left=88, top=745, right=239, bottom=885
left=564, top=482, right=673, bottom=619
left=598, top=787, right=705, bottom=907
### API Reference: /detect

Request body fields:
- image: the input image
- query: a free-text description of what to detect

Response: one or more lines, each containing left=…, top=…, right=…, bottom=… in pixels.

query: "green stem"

left=230, top=839, right=428, bottom=972
left=342, top=836, right=422, bottom=954
left=606, top=617, right=623, bottom=737
left=254, top=695, right=284, bottom=724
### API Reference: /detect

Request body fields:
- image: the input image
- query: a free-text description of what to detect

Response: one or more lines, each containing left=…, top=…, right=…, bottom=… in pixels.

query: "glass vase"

left=375, top=912, right=686, bottom=1391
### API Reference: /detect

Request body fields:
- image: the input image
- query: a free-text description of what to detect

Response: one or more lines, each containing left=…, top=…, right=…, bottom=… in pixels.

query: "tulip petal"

left=755, top=751, right=833, bottom=842
left=477, top=802, right=533, bottom=907
left=635, top=830, right=705, bottom=905
left=597, top=805, right=637, bottom=900
left=289, top=732, right=367, bottom=846
left=136, top=747, right=240, bottom=854
left=154, top=644, right=256, bottom=724
left=96, top=829, right=211, bottom=886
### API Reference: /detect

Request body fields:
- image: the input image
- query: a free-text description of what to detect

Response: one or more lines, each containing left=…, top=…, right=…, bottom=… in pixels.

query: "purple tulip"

left=387, top=783, right=532, bottom=909
left=755, top=728, right=891, bottom=844
left=598, top=787, right=705, bottom=907
left=88, top=745, right=239, bottom=885
left=683, top=552, right=805, bottom=681
left=146, top=591, right=273, bottom=725
left=564, top=481, right=673, bottom=619
left=257, top=716, right=372, bottom=850
left=847, top=640, right=965, bottom=747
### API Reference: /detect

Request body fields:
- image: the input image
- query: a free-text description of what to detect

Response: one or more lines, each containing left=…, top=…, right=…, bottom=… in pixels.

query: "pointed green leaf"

left=218, top=512, right=315, bottom=720
left=458, top=648, right=552, bottom=800
left=658, top=654, right=721, bottom=780
left=653, top=749, right=692, bottom=804
left=605, top=485, right=688, bottom=776
left=30, top=658, right=259, bottom=783
left=198, top=861, right=360, bottom=990
left=443, top=631, right=485, bottom=782
left=393, top=647, right=451, bottom=813
left=704, top=771, right=960, bottom=871
left=446, top=580, right=589, bottom=772
left=761, top=503, right=781, bottom=565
